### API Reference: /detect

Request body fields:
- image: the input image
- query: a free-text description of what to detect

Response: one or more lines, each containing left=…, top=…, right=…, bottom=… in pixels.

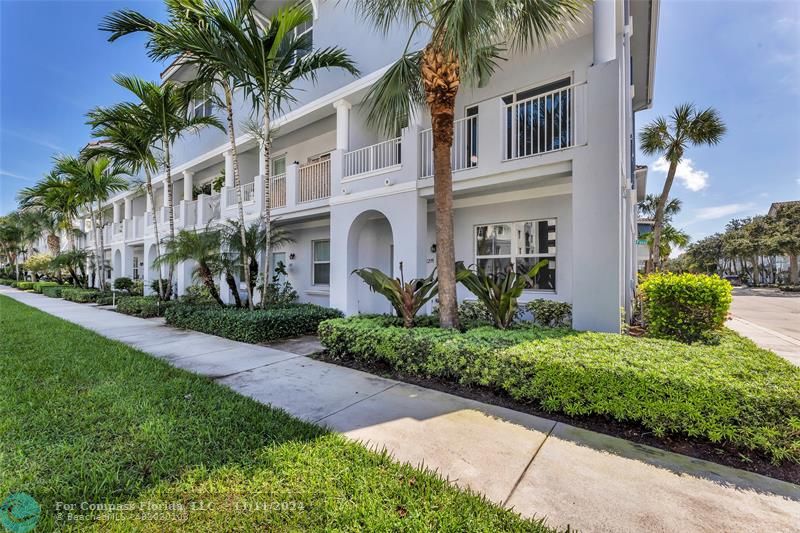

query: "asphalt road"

left=730, top=287, right=800, bottom=341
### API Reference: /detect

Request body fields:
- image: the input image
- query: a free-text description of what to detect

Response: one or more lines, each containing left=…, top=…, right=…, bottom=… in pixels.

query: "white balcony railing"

left=419, top=115, right=478, bottom=179
left=208, top=193, right=221, bottom=220
left=225, top=182, right=257, bottom=207
left=271, top=173, right=286, bottom=208
left=502, top=82, right=585, bottom=161
left=298, top=159, right=331, bottom=203
left=344, top=137, right=401, bottom=178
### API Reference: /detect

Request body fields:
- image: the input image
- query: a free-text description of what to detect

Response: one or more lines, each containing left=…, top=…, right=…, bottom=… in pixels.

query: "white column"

left=183, top=171, right=194, bottom=202
left=224, top=150, right=235, bottom=187
left=124, top=197, right=132, bottom=220
left=113, top=202, right=121, bottom=224
left=146, top=192, right=153, bottom=212
left=333, top=99, right=351, bottom=152
left=593, top=0, right=616, bottom=65
left=161, top=181, right=169, bottom=205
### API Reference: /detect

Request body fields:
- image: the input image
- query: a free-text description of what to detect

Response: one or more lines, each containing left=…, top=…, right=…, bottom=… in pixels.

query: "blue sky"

left=1, top=0, right=799, bottom=242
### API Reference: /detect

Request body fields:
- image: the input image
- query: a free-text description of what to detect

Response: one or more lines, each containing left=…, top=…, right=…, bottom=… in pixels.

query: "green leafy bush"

left=165, top=304, right=343, bottom=343
left=61, top=288, right=100, bottom=303
left=319, top=317, right=800, bottom=464
left=0, top=278, right=15, bottom=286
left=527, top=299, right=572, bottom=327
left=41, top=286, right=64, bottom=298
left=94, top=292, right=115, bottom=306
left=114, top=277, right=135, bottom=293
left=182, top=283, right=218, bottom=305
left=640, top=272, right=732, bottom=343
left=117, top=296, right=175, bottom=318
left=16, top=281, right=35, bottom=290
left=352, top=265, right=437, bottom=327
left=32, top=281, right=60, bottom=293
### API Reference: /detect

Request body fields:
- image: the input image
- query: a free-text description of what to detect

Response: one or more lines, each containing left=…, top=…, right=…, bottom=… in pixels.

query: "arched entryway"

left=347, top=210, right=394, bottom=315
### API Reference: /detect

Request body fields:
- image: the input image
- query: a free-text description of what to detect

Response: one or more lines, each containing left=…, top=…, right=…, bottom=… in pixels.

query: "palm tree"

left=640, top=103, right=726, bottom=271
left=154, top=228, right=225, bottom=306
left=194, top=1, right=357, bottom=305
left=642, top=224, right=690, bottom=265
left=354, top=0, right=587, bottom=328
left=17, top=171, right=83, bottom=252
left=639, top=193, right=681, bottom=223
left=0, top=213, right=25, bottom=280
left=55, top=155, right=129, bottom=290
left=101, top=0, right=256, bottom=308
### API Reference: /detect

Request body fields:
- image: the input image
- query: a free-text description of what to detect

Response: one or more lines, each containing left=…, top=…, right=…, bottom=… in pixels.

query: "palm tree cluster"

left=638, top=193, right=689, bottom=269
left=667, top=203, right=800, bottom=286
left=639, top=103, right=726, bottom=272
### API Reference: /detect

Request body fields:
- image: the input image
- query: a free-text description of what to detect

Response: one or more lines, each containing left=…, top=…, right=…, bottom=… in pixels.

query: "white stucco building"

left=68, top=0, right=658, bottom=333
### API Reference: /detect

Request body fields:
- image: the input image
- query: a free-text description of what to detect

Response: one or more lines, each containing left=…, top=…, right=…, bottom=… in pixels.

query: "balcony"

left=298, top=159, right=331, bottom=203
left=225, top=181, right=256, bottom=206
left=419, top=116, right=478, bottom=179
left=271, top=173, right=286, bottom=208
left=343, top=137, right=401, bottom=179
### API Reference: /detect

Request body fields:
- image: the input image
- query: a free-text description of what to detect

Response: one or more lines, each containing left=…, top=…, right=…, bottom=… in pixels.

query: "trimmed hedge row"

left=33, top=281, right=60, bottom=293
left=116, top=296, right=175, bottom=318
left=61, top=288, right=101, bottom=303
left=41, top=286, right=64, bottom=298
left=165, top=304, right=344, bottom=343
left=0, top=278, right=15, bottom=286
left=319, top=317, right=800, bottom=464
left=15, top=281, right=36, bottom=290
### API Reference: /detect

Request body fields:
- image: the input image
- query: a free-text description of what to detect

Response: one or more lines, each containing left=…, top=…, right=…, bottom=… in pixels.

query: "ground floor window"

left=312, top=240, right=330, bottom=285
left=474, top=219, right=557, bottom=291
left=132, top=255, right=140, bottom=280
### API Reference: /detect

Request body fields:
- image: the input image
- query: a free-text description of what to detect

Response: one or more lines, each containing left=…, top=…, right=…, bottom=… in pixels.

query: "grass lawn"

left=0, top=295, right=550, bottom=532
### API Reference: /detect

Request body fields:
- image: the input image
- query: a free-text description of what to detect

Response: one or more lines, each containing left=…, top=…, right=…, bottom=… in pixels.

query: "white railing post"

left=286, top=163, right=298, bottom=208
left=255, top=175, right=265, bottom=213
left=330, top=149, right=344, bottom=196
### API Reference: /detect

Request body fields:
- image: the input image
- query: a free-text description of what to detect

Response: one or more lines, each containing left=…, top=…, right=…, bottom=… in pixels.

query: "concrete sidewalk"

left=2, top=288, right=798, bottom=532
left=728, top=316, right=800, bottom=366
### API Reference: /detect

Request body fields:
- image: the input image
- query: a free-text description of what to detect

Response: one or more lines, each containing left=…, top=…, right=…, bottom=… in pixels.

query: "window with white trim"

left=293, top=1, right=313, bottom=62
left=474, top=219, right=557, bottom=291
left=312, top=239, right=330, bottom=285
left=272, top=155, right=286, bottom=176
left=189, top=87, right=213, bottom=119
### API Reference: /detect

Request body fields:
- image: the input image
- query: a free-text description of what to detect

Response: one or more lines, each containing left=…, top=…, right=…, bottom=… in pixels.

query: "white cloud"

left=0, top=169, right=36, bottom=182
left=650, top=157, right=710, bottom=192
left=693, top=203, right=756, bottom=222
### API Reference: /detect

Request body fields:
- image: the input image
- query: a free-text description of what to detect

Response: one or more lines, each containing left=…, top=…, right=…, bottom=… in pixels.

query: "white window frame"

left=189, top=87, right=214, bottom=119
left=271, top=154, right=287, bottom=176
left=293, top=1, right=314, bottom=62
left=473, top=218, right=557, bottom=292
left=311, top=239, right=330, bottom=286
left=132, top=255, right=140, bottom=280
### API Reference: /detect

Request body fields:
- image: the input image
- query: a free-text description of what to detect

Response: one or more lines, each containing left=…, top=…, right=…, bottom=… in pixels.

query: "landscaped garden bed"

left=165, top=303, right=343, bottom=343
left=0, top=295, right=544, bottom=531
left=317, top=317, right=800, bottom=482
left=116, top=295, right=175, bottom=318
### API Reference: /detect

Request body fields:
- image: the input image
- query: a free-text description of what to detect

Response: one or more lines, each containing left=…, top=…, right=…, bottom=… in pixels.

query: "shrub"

left=182, top=283, right=218, bottom=305
left=61, top=288, right=101, bottom=303
left=114, top=277, right=135, bottom=293
left=527, top=299, right=572, bottom=328
left=94, top=292, right=115, bottom=306
left=130, top=280, right=144, bottom=296
left=150, top=279, right=173, bottom=300
left=32, top=281, right=60, bottom=294
left=117, top=296, right=175, bottom=318
left=16, top=281, right=35, bottom=291
left=319, top=317, right=800, bottom=464
left=352, top=265, right=437, bottom=328
left=165, top=304, right=343, bottom=343
left=640, top=273, right=732, bottom=343
left=41, top=286, right=64, bottom=298
left=0, top=278, right=15, bottom=286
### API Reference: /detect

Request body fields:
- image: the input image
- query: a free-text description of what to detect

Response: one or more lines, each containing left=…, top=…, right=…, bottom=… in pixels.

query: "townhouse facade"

left=65, top=0, right=658, bottom=333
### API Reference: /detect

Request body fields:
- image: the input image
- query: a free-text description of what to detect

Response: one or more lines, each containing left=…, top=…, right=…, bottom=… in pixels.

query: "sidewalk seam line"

left=502, top=421, right=557, bottom=507
left=729, top=315, right=800, bottom=346
left=210, top=355, right=304, bottom=380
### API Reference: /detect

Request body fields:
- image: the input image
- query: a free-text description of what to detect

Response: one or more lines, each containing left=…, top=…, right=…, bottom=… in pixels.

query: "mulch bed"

left=313, top=351, right=799, bottom=485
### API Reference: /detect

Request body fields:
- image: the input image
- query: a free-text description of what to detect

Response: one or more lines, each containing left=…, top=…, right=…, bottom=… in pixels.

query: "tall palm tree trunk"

left=145, top=168, right=165, bottom=299
left=164, top=136, right=176, bottom=299
left=97, top=209, right=107, bottom=290
left=199, top=264, right=224, bottom=306
left=88, top=205, right=103, bottom=289
left=423, top=45, right=460, bottom=329
left=224, top=80, right=253, bottom=310
left=260, top=111, right=273, bottom=307
left=47, top=233, right=60, bottom=256
left=652, top=161, right=678, bottom=271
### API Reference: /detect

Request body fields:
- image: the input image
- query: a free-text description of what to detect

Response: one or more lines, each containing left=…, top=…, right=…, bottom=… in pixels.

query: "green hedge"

left=61, top=288, right=100, bottom=303
left=640, top=272, right=732, bottom=343
left=165, top=304, right=344, bottom=343
left=116, top=296, right=175, bottom=318
left=0, top=278, right=15, bottom=286
left=33, top=281, right=60, bottom=293
left=41, top=286, right=64, bottom=298
left=319, top=317, right=800, bottom=464
left=16, top=281, right=35, bottom=290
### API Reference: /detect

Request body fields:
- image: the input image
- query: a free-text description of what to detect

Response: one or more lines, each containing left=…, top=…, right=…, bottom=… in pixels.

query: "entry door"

left=270, top=252, right=287, bottom=283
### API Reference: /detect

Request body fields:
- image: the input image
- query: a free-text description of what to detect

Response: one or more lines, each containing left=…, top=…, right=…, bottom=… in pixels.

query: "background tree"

left=154, top=229, right=225, bottom=306
left=17, top=171, right=83, bottom=252
left=355, top=0, right=587, bottom=328
left=770, top=203, right=800, bottom=284
left=639, top=103, right=726, bottom=271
